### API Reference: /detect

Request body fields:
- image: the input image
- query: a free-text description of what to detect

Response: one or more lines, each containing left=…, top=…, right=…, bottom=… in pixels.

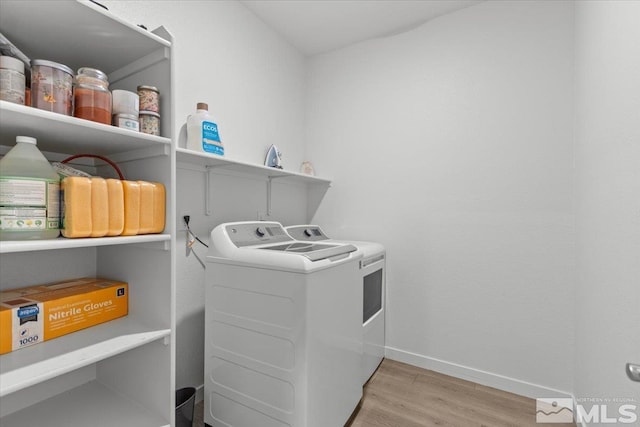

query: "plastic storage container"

left=139, top=111, right=160, bottom=136
left=31, top=59, right=73, bottom=115
left=137, top=85, right=159, bottom=113
left=113, top=113, right=140, bottom=132
left=186, top=102, right=223, bottom=155
left=0, top=55, right=26, bottom=104
left=0, top=136, right=60, bottom=240
left=74, top=67, right=112, bottom=125
left=112, top=89, right=139, bottom=116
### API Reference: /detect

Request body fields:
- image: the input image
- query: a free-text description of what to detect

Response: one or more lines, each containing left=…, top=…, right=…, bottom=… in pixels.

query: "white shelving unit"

left=0, top=1, right=175, bottom=426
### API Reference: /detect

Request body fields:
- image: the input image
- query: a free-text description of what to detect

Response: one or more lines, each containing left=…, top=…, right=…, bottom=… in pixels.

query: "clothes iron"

left=264, top=144, right=283, bottom=169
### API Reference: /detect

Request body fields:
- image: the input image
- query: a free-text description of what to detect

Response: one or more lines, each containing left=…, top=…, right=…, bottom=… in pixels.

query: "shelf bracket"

left=205, top=166, right=214, bottom=216
left=265, top=174, right=288, bottom=217
left=267, top=177, right=273, bottom=216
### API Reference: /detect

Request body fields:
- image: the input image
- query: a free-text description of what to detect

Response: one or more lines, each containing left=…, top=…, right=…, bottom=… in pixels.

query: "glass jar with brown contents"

left=73, top=67, right=111, bottom=125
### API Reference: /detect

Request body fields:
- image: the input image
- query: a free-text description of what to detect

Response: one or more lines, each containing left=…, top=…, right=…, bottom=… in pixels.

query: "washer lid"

left=260, top=241, right=357, bottom=261
left=286, top=224, right=385, bottom=258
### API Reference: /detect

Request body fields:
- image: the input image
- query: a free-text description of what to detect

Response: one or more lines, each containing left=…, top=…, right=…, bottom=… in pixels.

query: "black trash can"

left=175, top=387, right=196, bottom=427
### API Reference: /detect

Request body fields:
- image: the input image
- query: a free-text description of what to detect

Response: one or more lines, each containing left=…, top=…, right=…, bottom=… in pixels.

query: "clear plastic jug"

left=0, top=136, right=60, bottom=240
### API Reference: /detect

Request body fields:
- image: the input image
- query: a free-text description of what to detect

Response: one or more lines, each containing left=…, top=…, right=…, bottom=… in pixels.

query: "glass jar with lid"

left=137, top=85, right=159, bottom=113
left=31, top=59, right=73, bottom=115
left=73, top=67, right=112, bottom=125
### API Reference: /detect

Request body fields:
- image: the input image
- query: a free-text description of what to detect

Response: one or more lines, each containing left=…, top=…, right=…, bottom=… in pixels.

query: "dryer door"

left=361, top=253, right=385, bottom=384
left=362, top=254, right=385, bottom=323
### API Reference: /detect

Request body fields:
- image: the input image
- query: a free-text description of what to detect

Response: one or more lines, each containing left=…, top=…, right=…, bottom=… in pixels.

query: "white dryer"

left=205, top=221, right=363, bottom=427
left=285, top=225, right=385, bottom=385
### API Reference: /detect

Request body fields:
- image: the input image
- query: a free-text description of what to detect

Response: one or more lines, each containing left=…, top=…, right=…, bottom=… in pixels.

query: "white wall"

left=102, top=0, right=309, bottom=394
left=574, top=0, right=640, bottom=419
left=306, top=0, right=575, bottom=395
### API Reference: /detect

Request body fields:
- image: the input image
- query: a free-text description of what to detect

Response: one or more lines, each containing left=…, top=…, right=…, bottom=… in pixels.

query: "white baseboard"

left=384, top=346, right=572, bottom=400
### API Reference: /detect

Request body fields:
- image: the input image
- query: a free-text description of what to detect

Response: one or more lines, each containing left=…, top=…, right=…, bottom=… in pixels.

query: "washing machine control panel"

left=226, top=222, right=293, bottom=247
left=286, top=225, right=329, bottom=241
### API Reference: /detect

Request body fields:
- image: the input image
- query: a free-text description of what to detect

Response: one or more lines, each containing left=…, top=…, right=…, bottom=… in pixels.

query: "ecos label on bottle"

left=0, top=177, right=60, bottom=231
left=202, top=121, right=224, bottom=155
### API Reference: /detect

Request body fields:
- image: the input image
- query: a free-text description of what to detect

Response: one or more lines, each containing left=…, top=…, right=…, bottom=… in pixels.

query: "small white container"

left=0, top=55, right=26, bottom=105
left=112, top=89, right=139, bottom=116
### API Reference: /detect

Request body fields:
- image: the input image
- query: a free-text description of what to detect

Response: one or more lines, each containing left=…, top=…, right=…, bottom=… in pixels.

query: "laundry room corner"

left=306, top=0, right=576, bottom=397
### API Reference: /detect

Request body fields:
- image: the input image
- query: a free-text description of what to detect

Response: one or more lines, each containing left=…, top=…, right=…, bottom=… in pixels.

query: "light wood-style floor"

left=194, top=358, right=576, bottom=427
left=347, top=359, right=576, bottom=426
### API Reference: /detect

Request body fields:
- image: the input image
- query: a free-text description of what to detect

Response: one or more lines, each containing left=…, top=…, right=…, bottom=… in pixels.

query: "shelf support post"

left=265, top=174, right=289, bottom=217
left=205, top=166, right=213, bottom=216
left=267, top=177, right=273, bottom=216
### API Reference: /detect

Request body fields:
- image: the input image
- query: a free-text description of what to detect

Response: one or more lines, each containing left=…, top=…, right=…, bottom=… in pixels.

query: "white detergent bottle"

left=0, top=136, right=60, bottom=240
left=186, top=102, right=224, bottom=156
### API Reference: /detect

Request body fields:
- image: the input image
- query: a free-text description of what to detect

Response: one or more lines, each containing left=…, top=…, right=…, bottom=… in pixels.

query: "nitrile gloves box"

left=0, top=278, right=128, bottom=355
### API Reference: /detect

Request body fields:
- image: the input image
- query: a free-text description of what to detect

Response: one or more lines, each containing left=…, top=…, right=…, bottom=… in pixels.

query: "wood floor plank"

left=347, top=359, right=576, bottom=427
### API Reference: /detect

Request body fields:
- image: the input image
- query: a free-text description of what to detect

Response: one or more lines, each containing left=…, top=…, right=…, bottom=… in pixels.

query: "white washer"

left=205, top=221, right=363, bottom=427
left=285, top=225, right=385, bottom=385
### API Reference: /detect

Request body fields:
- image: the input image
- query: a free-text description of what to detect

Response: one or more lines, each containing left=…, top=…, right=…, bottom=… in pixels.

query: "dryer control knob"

left=256, top=227, right=267, bottom=237
left=304, top=228, right=314, bottom=237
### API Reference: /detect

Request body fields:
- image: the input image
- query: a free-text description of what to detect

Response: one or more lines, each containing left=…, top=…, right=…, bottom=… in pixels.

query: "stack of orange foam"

left=61, top=177, right=165, bottom=238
